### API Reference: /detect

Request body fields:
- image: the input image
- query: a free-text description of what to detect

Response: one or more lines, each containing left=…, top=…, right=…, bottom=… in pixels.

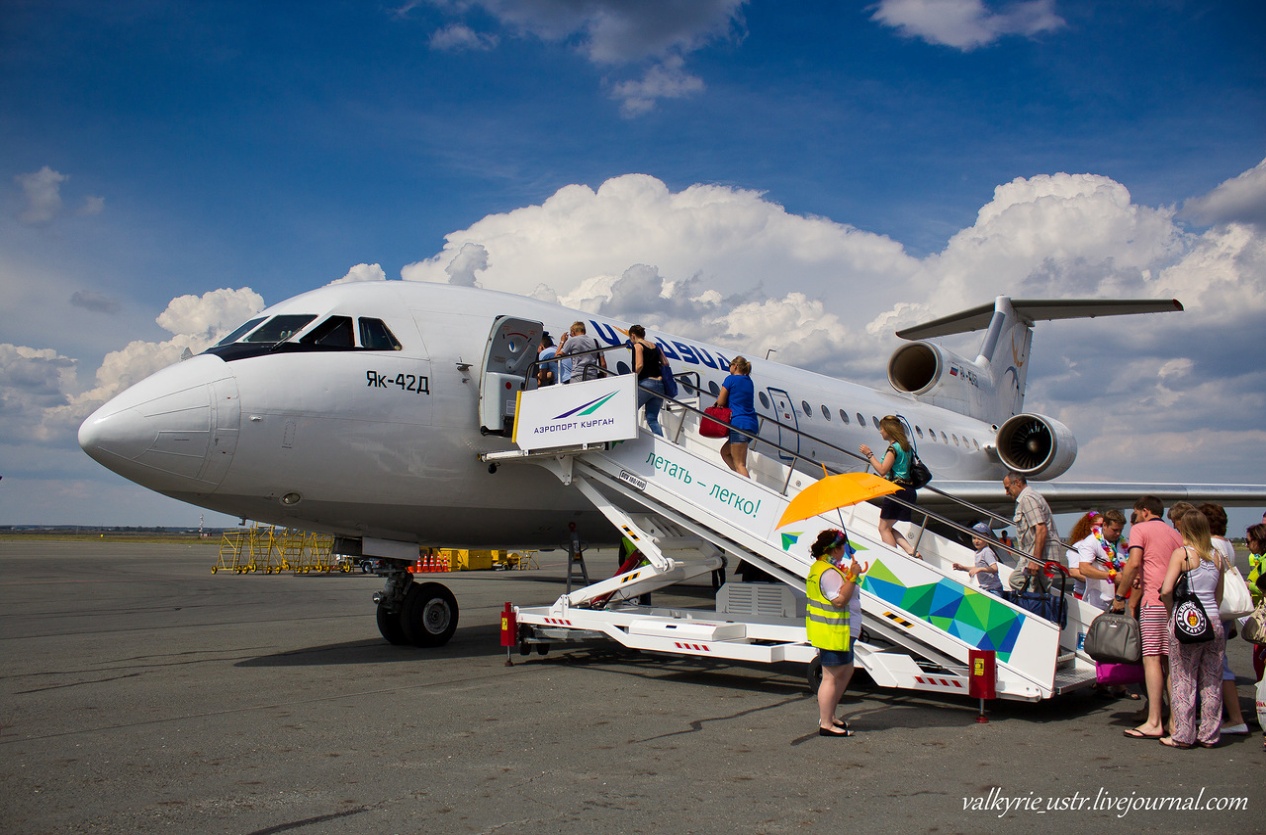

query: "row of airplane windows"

left=220, top=317, right=982, bottom=453
left=675, top=375, right=983, bottom=451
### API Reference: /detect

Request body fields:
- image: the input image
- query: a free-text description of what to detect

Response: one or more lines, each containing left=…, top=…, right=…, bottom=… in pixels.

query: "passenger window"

left=872, top=416, right=880, bottom=429
left=928, top=427, right=935, bottom=440
left=759, top=392, right=770, bottom=409
left=216, top=317, right=266, bottom=346
left=301, top=316, right=354, bottom=348
left=856, top=412, right=864, bottom=426
left=242, top=314, right=316, bottom=344
left=941, top=431, right=948, bottom=443
left=973, top=439, right=981, bottom=450
left=953, top=434, right=960, bottom=446
left=615, top=361, right=631, bottom=376
left=821, top=404, right=831, bottom=420
left=708, top=381, right=720, bottom=397
left=839, top=409, right=850, bottom=424
left=359, top=318, right=402, bottom=350
left=801, top=400, right=812, bottom=417
left=915, top=426, right=923, bottom=439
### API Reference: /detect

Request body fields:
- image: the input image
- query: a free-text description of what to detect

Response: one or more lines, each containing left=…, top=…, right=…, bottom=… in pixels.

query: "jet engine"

left=888, top=341, right=945, bottom=395
left=888, top=341, right=994, bottom=418
left=995, top=413, right=1077, bottom=478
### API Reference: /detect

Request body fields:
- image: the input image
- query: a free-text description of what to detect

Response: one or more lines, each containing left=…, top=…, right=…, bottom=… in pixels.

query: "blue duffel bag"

left=1005, top=572, right=1068, bottom=628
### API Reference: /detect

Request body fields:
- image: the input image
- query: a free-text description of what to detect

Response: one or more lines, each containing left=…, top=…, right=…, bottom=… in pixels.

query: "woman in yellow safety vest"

left=807, top=528, right=863, bottom=737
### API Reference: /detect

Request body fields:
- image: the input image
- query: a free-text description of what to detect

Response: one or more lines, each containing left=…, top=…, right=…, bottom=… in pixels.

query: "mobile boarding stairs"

left=483, top=375, right=1101, bottom=702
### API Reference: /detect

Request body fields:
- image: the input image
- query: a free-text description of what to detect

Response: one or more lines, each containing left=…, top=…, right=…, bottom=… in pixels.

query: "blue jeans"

left=638, top=378, right=665, bottom=437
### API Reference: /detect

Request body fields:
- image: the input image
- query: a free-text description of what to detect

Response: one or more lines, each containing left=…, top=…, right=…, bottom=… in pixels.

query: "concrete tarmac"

left=0, top=539, right=1259, bottom=834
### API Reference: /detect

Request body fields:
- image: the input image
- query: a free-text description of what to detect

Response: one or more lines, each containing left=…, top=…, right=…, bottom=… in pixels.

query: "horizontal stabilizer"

left=897, top=298, right=1183, bottom=341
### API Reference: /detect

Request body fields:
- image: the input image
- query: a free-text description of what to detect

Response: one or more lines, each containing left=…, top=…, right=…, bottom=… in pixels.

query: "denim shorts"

left=818, top=647, right=854, bottom=667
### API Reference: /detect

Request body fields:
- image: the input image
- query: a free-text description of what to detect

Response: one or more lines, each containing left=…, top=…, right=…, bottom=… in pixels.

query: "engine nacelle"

left=888, top=342, right=995, bottom=420
left=888, top=341, right=943, bottom=395
left=995, top=413, right=1077, bottom=479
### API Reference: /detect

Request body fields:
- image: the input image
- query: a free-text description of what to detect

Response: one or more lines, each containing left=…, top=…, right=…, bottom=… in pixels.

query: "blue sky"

left=2, top=1, right=1264, bottom=529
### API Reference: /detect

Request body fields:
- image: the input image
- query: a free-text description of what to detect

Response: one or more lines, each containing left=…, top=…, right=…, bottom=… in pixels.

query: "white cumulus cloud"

left=444, top=243, right=490, bottom=286
left=1182, top=157, right=1266, bottom=229
left=330, top=263, right=388, bottom=285
left=155, top=287, right=266, bottom=339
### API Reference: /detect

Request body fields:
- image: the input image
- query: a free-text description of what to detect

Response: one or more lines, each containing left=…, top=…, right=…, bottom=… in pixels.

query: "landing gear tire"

left=376, top=602, right=409, bottom=645
left=401, top=582, right=459, bottom=647
left=807, top=658, right=823, bottom=694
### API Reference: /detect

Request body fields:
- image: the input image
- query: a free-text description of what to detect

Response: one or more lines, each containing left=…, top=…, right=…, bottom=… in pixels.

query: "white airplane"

left=78, top=281, right=1265, bottom=645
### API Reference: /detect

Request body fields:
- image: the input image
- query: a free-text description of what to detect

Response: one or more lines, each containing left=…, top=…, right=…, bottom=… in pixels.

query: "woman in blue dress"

left=714, top=356, right=758, bottom=477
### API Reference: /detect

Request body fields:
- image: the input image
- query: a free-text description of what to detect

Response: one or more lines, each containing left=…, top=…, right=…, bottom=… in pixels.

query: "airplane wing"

left=918, top=480, right=1266, bottom=520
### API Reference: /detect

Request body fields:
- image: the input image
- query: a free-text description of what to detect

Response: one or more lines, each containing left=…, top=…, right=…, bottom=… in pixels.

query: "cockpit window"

left=215, top=317, right=267, bottom=347
left=203, top=313, right=402, bottom=362
left=301, top=316, right=355, bottom=347
left=242, top=314, right=317, bottom=344
left=360, top=318, right=401, bottom=351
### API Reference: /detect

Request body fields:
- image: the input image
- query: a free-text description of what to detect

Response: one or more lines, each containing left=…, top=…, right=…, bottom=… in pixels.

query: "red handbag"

left=700, top=406, right=731, bottom=438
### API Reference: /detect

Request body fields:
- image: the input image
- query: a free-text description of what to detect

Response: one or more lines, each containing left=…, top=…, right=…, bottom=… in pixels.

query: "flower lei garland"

left=1091, top=524, right=1128, bottom=580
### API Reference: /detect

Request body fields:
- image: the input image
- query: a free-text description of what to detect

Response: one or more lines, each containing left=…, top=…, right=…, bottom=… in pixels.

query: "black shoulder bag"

left=895, top=416, right=932, bottom=489
left=1172, top=548, right=1215, bottom=644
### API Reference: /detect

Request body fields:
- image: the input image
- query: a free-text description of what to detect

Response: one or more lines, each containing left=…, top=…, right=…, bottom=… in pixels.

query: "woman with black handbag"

left=1158, top=511, right=1226, bottom=749
left=860, top=415, right=922, bottom=559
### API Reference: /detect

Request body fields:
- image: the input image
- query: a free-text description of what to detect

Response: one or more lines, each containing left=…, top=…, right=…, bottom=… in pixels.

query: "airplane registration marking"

left=366, top=370, right=430, bottom=394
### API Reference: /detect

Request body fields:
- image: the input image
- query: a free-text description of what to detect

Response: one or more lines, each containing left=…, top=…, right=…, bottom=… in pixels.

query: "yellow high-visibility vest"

left=806, top=560, right=850, bottom=650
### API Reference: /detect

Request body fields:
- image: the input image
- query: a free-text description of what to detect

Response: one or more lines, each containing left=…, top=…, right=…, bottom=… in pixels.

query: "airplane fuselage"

left=80, top=281, right=1006, bottom=548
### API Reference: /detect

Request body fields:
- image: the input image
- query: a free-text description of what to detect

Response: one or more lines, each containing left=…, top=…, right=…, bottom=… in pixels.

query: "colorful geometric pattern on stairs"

left=861, top=558, right=1026, bottom=662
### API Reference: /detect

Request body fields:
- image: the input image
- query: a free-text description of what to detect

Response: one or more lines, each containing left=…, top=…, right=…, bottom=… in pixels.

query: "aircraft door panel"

left=480, top=315, right=543, bottom=435
left=199, top=375, right=241, bottom=489
left=766, top=386, right=799, bottom=462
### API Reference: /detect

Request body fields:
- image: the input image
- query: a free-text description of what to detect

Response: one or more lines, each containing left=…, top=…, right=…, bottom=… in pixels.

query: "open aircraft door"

left=479, top=315, right=544, bottom=435
left=766, top=386, right=800, bottom=462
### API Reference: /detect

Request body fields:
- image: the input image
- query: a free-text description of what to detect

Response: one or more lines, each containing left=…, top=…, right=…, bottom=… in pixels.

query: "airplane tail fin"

left=888, top=297, right=1182, bottom=425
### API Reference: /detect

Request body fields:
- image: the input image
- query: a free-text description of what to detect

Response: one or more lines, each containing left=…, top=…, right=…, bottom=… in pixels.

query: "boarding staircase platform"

left=484, top=378, right=1099, bottom=702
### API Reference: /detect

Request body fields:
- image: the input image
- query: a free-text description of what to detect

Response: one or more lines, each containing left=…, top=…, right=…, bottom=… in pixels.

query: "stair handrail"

left=628, top=373, right=1075, bottom=581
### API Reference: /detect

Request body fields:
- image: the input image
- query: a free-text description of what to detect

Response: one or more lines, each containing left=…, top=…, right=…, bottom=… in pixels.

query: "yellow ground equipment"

left=212, top=525, right=336, bottom=574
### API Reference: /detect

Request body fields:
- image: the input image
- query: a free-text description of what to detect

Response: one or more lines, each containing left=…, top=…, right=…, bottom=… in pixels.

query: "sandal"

left=1159, top=737, right=1193, bottom=749
left=832, top=718, right=849, bottom=730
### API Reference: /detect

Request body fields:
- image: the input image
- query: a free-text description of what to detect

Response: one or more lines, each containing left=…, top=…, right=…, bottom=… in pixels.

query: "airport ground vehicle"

left=487, top=377, right=1102, bottom=702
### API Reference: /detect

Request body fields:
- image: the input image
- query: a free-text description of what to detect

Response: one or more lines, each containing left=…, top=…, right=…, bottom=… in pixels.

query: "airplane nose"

left=79, top=354, right=241, bottom=495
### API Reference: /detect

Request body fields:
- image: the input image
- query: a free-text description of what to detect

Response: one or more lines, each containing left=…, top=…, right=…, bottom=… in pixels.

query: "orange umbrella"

left=776, top=472, right=900, bottom=529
